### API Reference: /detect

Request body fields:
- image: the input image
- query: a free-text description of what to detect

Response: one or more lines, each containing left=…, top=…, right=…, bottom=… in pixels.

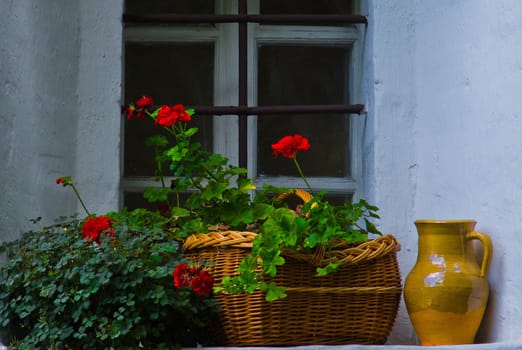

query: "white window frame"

left=122, top=0, right=365, bottom=201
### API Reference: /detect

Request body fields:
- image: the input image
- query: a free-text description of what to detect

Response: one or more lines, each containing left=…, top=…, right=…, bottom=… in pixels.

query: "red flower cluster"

left=156, top=104, right=191, bottom=127
left=123, top=95, right=154, bottom=120
left=173, top=263, right=214, bottom=296
left=272, top=134, right=311, bottom=159
left=55, top=176, right=72, bottom=187
left=136, top=96, right=153, bottom=108
left=82, top=215, right=115, bottom=244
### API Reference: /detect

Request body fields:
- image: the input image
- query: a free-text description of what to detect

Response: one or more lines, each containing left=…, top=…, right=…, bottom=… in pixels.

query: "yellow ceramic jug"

left=404, top=220, right=492, bottom=345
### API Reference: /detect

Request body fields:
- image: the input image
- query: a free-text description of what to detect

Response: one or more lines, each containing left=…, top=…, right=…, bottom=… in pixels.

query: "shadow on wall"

left=475, top=246, right=502, bottom=344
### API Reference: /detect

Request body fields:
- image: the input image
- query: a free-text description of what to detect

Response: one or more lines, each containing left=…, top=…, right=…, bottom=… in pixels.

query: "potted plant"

left=181, top=135, right=403, bottom=346
left=0, top=189, right=218, bottom=349
left=0, top=96, right=401, bottom=348
left=122, top=96, right=401, bottom=345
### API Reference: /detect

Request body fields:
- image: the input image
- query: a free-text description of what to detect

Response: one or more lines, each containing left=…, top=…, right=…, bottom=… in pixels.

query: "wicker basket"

left=183, top=230, right=402, bottom=346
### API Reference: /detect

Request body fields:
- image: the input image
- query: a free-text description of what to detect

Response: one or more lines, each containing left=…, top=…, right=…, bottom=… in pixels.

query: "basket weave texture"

left=183, top=231, right=402, bottom=346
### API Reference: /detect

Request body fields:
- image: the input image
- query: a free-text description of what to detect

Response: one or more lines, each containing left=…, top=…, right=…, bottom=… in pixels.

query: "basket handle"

left=276, top=189, right=313, bottom=204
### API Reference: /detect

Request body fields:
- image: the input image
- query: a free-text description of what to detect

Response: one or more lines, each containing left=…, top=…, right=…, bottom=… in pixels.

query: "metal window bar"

left=123, top=0, right=367, bottom=168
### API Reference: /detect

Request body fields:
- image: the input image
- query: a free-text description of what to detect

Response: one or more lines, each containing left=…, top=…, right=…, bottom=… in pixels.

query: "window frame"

left=122, top=0, right=367, bottom=201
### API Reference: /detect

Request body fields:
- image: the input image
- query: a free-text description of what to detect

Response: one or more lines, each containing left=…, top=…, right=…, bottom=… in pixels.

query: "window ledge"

left=187, top=344, right=522, bottom=350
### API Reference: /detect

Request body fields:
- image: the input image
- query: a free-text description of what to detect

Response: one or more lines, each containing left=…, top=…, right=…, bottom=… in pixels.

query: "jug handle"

left=467, top=231, right=493, bottom=278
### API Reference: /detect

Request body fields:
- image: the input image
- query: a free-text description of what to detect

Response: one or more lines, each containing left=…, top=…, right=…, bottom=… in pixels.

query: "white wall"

left=0, top=0, right=122, bottom=239
left=75, top=1, right=123, bottom=216
left=0, top=1, right=81, bottom=240
left=366, top=0, right=522, bottom=344
left=2, top=0, right=522, bottom=345
left=362, top=0, right=419, bottom=344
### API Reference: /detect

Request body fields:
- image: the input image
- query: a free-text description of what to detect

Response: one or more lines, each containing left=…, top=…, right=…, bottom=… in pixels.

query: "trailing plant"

left=0, top=203, right=218, bottom=349
left=219, top=135, right=382, bottom=301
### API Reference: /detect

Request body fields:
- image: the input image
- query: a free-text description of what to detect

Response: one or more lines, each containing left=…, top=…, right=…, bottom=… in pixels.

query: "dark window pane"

left=124, top=192, right=163, bottom=211
left=257, top=45, right=350, bottom=177
left=124, top=192, right=192, bottom=211
left=261, top=0, right=353, bottom=15
left=323, top=193, right=353, bottom=206
left=125, top=0, right=215, bottom=14
left=124, top=43, right=214, bottom=176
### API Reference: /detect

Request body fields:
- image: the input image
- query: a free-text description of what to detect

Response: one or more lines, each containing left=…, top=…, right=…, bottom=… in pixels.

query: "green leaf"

left=252, top=203, right=275, bottom=220
left=170, top=206, right=190, bottom=217
left=166, top=142, right=189, bottom=162
left=237, top=178, right=256, bottom=192
left=364, top=218, right=382, bottom=235
left=200, top=181, right=228, bottom=201
left=316, top=262, right=340, bottom=276
left=264, top=283, right=287, bottom=302
left=145, top=135, right=169, bottom=148
left=143, top=187, right=170, bottom=203
left=183, top=127, right=198, bottom=137
left=158, top=244, right=176, bottom=253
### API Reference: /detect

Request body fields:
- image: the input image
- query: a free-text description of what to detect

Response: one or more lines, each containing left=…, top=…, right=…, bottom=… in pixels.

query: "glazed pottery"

left=404, top=220, right=492, bottom=345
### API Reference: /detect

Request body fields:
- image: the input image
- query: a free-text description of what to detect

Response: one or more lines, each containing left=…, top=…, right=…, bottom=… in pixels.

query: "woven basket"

left=182, top=191, right=402, bottom=346
left=183, top=233, right=401, bottom=346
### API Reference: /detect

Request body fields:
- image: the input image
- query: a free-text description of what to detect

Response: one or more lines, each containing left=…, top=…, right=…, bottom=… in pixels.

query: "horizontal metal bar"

left=121, top=176, right=358, bottom=193
left=188, top=104, right=366, bottom=115
left=250, top=14, right=367, bottom=25
left=123, top=14, right=367, bottom=25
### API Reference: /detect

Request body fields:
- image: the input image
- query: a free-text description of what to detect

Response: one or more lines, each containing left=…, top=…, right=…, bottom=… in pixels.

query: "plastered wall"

left=2, top=0, right=522, bottom=345
left=0, top=0, right=122, bottom=240
left=365, top=0, right=522, bottom=344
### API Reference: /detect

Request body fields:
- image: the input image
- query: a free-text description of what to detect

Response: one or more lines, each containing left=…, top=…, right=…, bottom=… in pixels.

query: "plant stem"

left=156, top=148, right=166, bottom=189
left=292, top=156, right=313, bottom=193
left=71, top=184, right=91, bottom=216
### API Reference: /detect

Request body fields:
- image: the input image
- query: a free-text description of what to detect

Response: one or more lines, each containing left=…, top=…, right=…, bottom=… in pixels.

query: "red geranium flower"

left=156, top=104, right=191, bottom=127
left=82, top=215, right=115, bottom=244
left=190, top=270, right=214, bottom=296
left=136, top=110, right=147, bottom=120
left=272, top=134, right=311, bottom=159
left=136, top=96, right=153, bottom=109
left=173, top=262, right=190, bottom=288
left=173, top=263, right=213, bottom=295
left=156, top=105, right=177, bottom=127
left=55, top=176, right=72, bottom=187
left=122, top=105, right=135, bottom=120
left=171, top=103, right=191, bottom=122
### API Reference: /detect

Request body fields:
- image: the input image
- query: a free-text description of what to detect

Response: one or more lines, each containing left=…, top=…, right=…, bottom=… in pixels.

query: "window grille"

left=123, top=0, right=366, bottom=169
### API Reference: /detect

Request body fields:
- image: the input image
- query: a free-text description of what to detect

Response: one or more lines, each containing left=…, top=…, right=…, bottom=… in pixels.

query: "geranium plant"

left=219, top=134, right=382, bottom=300
left=0, top=177, right=218, bottom=349
left=124, top=96, right=382, bottom=301
left=123, top=97, right=273, bottom=235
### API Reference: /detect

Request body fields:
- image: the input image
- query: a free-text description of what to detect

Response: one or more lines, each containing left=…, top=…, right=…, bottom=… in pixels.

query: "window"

left=122, top=0, right=366, bottom=208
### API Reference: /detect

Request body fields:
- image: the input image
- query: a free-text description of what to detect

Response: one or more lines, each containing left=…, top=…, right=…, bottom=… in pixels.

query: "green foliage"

left=122, top=99, right=384, bottom=305
left=0, top=211, right=218, bottom=349
left=222, top=189, right=382, bottom=301
left=137, top=108, right=266, bottom=235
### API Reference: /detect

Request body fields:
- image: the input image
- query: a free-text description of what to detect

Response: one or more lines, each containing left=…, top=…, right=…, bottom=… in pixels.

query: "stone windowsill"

left=189, top=344, right=522, bottom=350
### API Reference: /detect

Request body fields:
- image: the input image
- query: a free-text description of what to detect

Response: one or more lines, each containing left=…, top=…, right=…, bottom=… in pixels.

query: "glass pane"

left=261, top=0, right=353, bottom=15
left=124, top=192, right=162, bottom=211
left=326, top=193, right=352, bottom=206
left=124, top=192, right=192, bottom=211
left=257, top=45, right=350, bottom=177
left=125, top=0, right=215, bottom=14
left=124, top=43, right=214, bottom=177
